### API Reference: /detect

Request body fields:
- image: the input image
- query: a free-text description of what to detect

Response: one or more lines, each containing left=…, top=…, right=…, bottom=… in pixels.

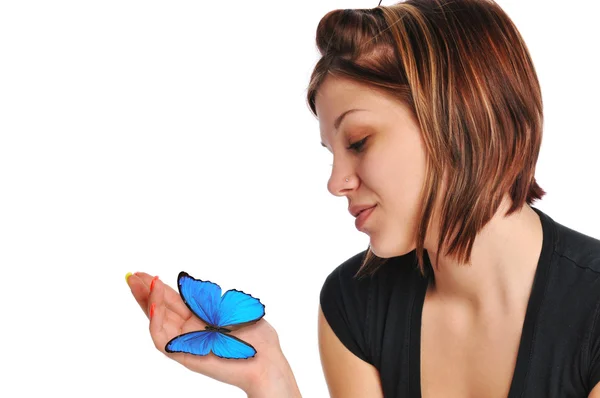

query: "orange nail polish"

left=150, top=276, right=159, bottom=292
left=150, top=303, right=155, bottom=319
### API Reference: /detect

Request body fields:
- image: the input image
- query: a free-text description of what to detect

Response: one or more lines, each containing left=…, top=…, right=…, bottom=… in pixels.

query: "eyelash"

left=347, top=137, right=367, bottom=152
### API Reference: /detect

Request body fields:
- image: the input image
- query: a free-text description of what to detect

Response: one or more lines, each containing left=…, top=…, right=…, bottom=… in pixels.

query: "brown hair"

left=306, top=0, right=546, bottom=280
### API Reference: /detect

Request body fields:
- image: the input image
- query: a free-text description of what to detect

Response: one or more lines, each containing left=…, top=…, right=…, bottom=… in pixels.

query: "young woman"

left=126, top=0, right=600, bottom=396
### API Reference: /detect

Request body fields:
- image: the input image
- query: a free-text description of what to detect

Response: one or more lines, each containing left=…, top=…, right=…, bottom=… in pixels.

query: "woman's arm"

left=245, top=349, right=302, bottom=398
left=318, top=305, right=384, bottom=398
left=590, top=383, right=600, bottom=398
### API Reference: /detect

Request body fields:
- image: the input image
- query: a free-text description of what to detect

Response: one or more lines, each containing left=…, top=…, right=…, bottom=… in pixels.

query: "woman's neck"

left=424, top=200, right=544, bottom=317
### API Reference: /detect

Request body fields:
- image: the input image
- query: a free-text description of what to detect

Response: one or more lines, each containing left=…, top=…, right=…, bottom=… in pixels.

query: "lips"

left=349, top=204, right=377, bottom=218
left=354, top=205, right=376, bottom=231
left=357, top=207, right=373, bottom=215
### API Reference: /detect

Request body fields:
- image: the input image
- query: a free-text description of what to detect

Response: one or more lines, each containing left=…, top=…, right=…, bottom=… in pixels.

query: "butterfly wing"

left=165, top=330, right=257, bottom=359
left=177, top=271, right=221, bottom=326
left=216, top=289, right=265, bottom=328
left=165, top=330, right=216, bottom=356
left=211, top=332, right=257, bottom=359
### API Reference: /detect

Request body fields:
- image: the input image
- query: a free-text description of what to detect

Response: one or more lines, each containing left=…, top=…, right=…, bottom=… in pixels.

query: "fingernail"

left=150, top=303, right=156, bottom=319
left=125, top=272, right=133, bottom=284
left=150, top=275, right=159, bottom=292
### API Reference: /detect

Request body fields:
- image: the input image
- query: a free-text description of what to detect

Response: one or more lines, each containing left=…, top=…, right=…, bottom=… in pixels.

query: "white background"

left=0, top=0, right=598, bottom=397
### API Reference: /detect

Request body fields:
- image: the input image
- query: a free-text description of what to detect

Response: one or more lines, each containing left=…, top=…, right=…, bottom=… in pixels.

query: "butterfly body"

left=165, top=271, right=265, bottom=359
left=205, top=325, right=232, bottom=333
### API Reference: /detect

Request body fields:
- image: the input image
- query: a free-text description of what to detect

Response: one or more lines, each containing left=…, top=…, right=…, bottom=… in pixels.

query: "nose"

left=327, top=160, right=357, bottom=196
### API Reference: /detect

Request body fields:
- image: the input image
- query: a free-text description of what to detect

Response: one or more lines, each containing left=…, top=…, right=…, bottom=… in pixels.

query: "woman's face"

left=315, top=75, right=429, bottom=258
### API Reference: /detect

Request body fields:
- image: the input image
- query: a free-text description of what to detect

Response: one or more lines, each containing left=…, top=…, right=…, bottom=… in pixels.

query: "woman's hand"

left=126, top=272, right=301, bottom=396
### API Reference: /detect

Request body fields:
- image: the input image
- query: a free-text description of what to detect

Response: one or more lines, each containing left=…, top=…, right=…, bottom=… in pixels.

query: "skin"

left=316, top=74, right=600, bottom=397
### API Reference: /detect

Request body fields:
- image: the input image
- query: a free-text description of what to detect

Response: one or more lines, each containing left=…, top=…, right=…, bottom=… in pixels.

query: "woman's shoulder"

left=548, top=215, right=600, bottom=306
left=319, top=248, right=421, bottom=364
left=552, top=216, right=600, bottom=273
left=533, top=212, right=600, bottom=392
left=551, top=215, right=600, bottom=312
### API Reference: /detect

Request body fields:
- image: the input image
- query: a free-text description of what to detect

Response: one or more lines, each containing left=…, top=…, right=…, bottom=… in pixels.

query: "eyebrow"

left=320, top=108, right=367, bottom=148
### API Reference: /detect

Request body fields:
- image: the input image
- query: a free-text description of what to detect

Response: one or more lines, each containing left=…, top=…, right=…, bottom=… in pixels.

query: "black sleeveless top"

left=320, top=206, right=600, bottom=397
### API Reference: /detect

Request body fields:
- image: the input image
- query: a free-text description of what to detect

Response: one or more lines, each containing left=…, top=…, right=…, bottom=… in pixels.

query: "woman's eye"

left=347, top=137, right=367, bottom=152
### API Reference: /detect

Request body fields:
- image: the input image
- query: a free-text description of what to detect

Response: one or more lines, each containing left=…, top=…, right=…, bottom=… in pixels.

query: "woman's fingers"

left=133, top=272, right=192, bottom=320
left=128, top=274, right=191, bottom=361
left=127, top=273, right=150, bottom=317
left=148, top=276, right=168, bottom=353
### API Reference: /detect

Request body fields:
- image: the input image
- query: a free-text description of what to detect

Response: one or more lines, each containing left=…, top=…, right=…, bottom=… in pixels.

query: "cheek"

left=362, top=141, right=426, bottom=200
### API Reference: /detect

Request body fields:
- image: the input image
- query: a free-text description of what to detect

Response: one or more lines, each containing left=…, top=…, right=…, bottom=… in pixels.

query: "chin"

left=369, top=234, right=414, bottom=259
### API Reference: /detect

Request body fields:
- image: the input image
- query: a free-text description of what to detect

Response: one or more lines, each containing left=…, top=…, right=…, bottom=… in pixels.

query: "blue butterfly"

left=165, top=271, right=265, bottom=359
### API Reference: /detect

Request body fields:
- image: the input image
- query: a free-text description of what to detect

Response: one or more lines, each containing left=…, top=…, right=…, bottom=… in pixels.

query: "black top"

left=320, top=206, right=600, bottom=397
